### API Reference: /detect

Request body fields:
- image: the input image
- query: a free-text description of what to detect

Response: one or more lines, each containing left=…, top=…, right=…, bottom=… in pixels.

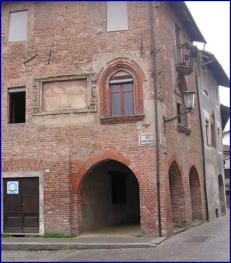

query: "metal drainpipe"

left=148, top=1, right=162, bottom=236
left=195, top=73, right=209, bottom=221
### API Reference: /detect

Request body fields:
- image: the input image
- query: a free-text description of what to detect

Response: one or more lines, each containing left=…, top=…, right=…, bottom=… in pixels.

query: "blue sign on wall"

left=7, top=181, right=19, bottom=194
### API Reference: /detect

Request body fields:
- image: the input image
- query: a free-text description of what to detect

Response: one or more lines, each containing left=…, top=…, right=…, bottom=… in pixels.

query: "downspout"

left=195, top=73, right=209, bottom=221
left=148, top=2, right=162, bottom=236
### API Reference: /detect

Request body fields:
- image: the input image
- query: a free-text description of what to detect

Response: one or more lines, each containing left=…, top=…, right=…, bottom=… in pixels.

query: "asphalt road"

left=2, top=211, right=230, bottom=262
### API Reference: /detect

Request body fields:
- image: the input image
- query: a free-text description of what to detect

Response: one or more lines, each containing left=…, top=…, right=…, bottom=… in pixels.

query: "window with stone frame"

left=99, top=58, right=144, bottom=124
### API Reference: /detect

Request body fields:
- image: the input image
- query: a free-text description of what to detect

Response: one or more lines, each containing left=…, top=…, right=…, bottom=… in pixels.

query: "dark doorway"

left=80, top=160, right=140, bottom=233
left=218, top=175, right=226, bottom=216
left=189, top=167, right=202, bottom=221
left=169, top=162, right=186, bottom=227
left=4, top=177, right=39, bottom=233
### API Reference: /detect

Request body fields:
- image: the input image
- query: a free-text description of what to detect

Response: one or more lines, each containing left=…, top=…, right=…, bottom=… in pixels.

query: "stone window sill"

left=177, top=124, right=191, bottom=136
left=100, top=114, right=144, bottom=124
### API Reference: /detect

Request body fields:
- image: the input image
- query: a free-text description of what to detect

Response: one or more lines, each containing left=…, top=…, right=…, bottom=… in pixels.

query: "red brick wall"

left=2, top=1, right=206, bottom=235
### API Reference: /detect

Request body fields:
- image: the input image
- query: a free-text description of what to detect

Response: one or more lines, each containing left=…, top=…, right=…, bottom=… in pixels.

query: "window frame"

left=205, top=119, right=210, bottom=146
left=32, top=74, right=97, bottom=115
left=98, top=58, right=144, bottom=124
left=106, top=1, right=128, bottom=32
left=210, top=113, right=216, bottom=148
left=110, top=79, right=134, bottom=116
left=8, top=87, right=26, bottom=124
left=8, top=10, right=28, bottom=42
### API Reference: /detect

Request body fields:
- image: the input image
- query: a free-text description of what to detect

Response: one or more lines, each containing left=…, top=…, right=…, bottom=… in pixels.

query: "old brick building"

left=2, top=1, right=219, bottom=236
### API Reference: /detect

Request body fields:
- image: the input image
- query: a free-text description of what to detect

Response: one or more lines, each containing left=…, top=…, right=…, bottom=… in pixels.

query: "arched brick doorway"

left=218, top=175, right=226, bottom=216
left=169, top=161, right=186, bottom=227
left=189, top=166, right=202, bottom=221
left=72, top=151, right=141, bottom=234
left=79, top=160, right=140, bottom=232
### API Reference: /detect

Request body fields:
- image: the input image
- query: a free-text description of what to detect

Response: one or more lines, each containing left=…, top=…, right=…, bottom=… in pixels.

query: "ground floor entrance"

left=79, top=160, right=140, bottom=233
left=3, top=177, right=39, bottom=233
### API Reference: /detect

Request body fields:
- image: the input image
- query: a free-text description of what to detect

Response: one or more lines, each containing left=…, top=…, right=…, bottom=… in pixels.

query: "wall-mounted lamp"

left=164, top=91, right=195, bottom=123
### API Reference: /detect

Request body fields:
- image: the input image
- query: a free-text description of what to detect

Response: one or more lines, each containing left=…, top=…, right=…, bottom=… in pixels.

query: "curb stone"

left=1, top=242, right=158, bottom=251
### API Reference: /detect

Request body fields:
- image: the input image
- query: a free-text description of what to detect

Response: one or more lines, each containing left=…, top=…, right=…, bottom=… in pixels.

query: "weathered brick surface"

left=2, top=2, right=206, bottom=235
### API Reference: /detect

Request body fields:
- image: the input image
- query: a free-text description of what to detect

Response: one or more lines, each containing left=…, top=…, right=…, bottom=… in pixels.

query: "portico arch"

left=72, top=151, right=141, bottom=234
left=73, top=151, right=140, bottom=195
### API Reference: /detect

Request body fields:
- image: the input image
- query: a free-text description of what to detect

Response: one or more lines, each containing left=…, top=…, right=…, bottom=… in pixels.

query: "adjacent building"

left=1, top=1, right=226, bottom=236
left=197, top=51, right=229, bottom=219
left=223, top=130, right=230, bottom=146
left=223, top=145, right=230, bottom=208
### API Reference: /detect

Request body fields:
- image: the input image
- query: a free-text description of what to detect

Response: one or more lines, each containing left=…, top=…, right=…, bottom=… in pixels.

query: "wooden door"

left=4, top=177, right=39, bottom=233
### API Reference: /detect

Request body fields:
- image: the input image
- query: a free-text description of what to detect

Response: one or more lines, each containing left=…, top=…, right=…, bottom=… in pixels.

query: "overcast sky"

left=186, top=1, right=230, bottom=108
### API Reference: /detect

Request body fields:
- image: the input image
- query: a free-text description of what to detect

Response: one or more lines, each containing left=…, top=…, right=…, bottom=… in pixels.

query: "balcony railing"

left=175, top=44, right=193, bottom=76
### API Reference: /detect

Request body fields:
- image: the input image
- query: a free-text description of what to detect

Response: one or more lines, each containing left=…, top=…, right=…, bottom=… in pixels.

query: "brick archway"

left=168, top=160, right=186, bottom=227
left=218, top=174, right=226, bottom=216
left=72, top=150, right=140, bottom=195
left=189, top=166, right=202, bottom=220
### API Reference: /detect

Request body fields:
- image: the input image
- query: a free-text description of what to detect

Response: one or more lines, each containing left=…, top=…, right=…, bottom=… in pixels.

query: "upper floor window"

left=107, top=1, right=128, bottom=32
left=205, top=119, right=210, bottom=146
left=8, top=10, right=28, bottom=42
left=109, top=71, right=134, bottom=115
left=8, top=87, right=26, bottom=123
left=210, top=113, right=216, bottom=148
left=174, top=23, right=181, bottom=62
left=176, top=74, right=188, bottom=127
left=202, top=68, right=209, bottom=96
left=98, top=58, right=144, bottom=124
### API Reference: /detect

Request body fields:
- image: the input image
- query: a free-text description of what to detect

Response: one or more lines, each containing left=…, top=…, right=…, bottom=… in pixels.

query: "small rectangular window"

left=8, top=10, right=28, bottom=42
left=205, top=120, right=209, bottom=146
left=111, top=173, right=126, bottom=204
left=174, top=23, right=181, bottom=46
left=217, top=128, right=222, bottom=151
left=9, top=88, right=26, bottom=123
left=211, top=115, right=216, bottom=148
left=107, top=1, right=128, bottom=32
left=177, top=103, right=182, bottom=124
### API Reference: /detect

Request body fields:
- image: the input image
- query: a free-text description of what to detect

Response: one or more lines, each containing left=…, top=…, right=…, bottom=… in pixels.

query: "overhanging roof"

left=202, top=51, right=230, bottom=88
left=168, top=1, right=206, bottom=43
left=220, top=104, right=230, bottom=131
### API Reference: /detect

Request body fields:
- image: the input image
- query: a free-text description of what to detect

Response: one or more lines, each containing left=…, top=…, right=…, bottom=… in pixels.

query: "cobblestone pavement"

left=2, top=210, right=230, bottom=262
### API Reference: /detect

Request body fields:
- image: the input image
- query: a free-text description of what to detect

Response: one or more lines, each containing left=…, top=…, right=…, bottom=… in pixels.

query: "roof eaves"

left=167, top=1, right=206, bottom=43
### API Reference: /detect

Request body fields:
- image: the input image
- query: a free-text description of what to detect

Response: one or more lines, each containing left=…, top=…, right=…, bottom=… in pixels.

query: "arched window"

left=98, top=58, right=144, bottom=124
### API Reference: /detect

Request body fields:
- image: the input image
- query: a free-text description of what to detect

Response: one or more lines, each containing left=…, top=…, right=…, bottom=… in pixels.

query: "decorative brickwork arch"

left=168, top=161, right=186, bottom=227
left=98, top=57, right=144, bottom=123
left=72, top=151, right=140, bottom=195
left=72, top=151, right=141, bottom=234
left=189, top=166, right=202, bottom=220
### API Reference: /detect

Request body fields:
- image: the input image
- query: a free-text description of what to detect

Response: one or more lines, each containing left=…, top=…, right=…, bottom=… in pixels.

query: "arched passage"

left=189, top=166, right=202, bottom=221
left=169, top=161, right=186, bottom=227
left=72, top=151, right=141, bottom=234
left=79, top=160, right=140, bottom=232
left=218, top=175, right=226, bottom=216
